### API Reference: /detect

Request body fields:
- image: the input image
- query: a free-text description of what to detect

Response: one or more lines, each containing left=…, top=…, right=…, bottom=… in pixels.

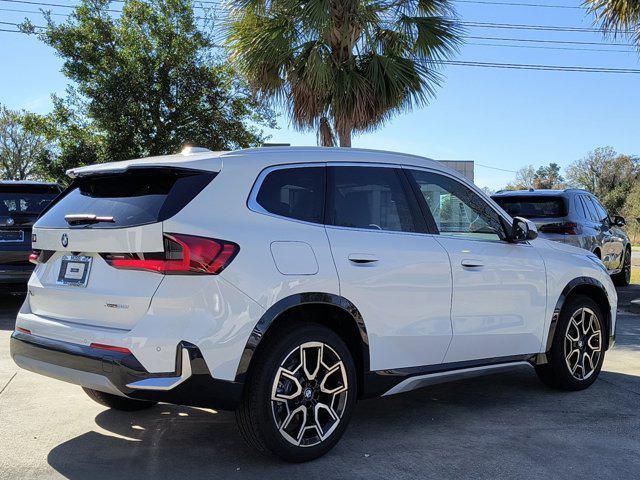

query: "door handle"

left=461, top=259, right=484, bottom=268
left=348, top=254, right=378, bottom=264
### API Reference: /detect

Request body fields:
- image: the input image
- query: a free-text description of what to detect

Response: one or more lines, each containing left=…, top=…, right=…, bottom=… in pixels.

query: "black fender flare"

left=234, top=292, right=370, bottom=383
left=545, top=276, right=612, bottom=353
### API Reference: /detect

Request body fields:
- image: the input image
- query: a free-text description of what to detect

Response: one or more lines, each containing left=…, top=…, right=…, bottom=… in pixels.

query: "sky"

left=0, top=1, right=638, bottom=190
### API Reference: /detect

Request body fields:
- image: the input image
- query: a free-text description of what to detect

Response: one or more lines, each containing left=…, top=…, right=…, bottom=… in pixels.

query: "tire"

left=82, top=387, right=157, bottom=411
left=612, top=247, right=631, bottom=287
left=535, top=295, right=606, bottom=391
left=235, top=322, right=357, bottom=462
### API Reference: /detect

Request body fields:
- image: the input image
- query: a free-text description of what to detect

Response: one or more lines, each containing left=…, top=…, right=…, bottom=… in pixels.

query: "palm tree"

left=585, top=0, right=640, bottom=47
left=226, top=0, right=462, bottom=147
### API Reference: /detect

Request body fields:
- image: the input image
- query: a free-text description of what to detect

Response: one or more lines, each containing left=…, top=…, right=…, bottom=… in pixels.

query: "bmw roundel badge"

left=61, top=233, right=69, bottom=248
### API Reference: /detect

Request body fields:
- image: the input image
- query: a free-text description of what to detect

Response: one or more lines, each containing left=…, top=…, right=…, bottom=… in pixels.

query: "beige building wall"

left=439, top=161, right=474, bottom=182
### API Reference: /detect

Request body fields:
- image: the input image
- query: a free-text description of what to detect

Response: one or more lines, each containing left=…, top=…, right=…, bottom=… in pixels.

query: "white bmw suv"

left=11, top=147, right=617, bottom=462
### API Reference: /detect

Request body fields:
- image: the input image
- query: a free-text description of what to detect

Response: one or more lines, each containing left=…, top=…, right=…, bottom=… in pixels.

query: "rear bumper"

left=10, top=331, right=243, bottom=410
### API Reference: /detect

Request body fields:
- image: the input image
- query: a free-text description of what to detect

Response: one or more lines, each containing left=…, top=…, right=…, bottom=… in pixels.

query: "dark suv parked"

left=492, top=188, right=631, bottom=286
left=1, top=181, right=61, bottom=289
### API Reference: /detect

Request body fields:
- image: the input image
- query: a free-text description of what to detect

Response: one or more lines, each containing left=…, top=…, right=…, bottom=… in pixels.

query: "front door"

left=325, top=165, right=453, bottom=371
left=405, top=168, right=547, bottom=363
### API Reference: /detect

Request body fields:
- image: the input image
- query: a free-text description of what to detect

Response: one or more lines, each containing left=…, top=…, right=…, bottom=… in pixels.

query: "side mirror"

left=510, top=216, right=538, bottom=243
left=613, top=215, right=626, bottom=227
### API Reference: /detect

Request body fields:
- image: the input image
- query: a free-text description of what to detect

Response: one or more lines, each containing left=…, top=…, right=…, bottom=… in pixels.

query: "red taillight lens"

left=104, top=234, right=239, bottom=275
left=90, top=343, right=132, bottom=354
left=28, top=251, right=40, bottom=265
left=29, top=250, right=54, bottom=265
left=540, top=222, right=581, bottom=235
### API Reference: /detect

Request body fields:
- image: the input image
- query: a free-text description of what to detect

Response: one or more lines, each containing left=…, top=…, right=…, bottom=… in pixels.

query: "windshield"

left=493, top=195, right=567, bottom=219
left=0, top=185, right=60, bottom=215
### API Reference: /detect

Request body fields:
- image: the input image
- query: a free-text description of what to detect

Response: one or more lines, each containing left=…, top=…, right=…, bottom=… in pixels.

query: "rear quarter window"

left=493, top=196, right=567, bottom=218
left=36, top=168, right=216, bottom=229
left=255, top=167, right=325, bottom=224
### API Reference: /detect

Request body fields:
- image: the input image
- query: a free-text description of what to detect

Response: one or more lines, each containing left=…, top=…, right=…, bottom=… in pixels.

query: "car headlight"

left=586, top=255, right=608, bottom=273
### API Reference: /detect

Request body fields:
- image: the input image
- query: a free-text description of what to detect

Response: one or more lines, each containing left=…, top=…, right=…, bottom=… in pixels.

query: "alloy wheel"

left=564, top=307, right=602, bottom=381
left=271, top=341, right=349, bottom=447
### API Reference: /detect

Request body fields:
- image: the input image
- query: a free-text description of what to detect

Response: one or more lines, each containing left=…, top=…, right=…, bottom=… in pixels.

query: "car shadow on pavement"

left=617, top=284, right=640, bottom=314
left=46, top=367, right=640, bottom=480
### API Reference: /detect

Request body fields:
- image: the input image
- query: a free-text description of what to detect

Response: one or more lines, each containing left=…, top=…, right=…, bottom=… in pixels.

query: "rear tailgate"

left=29, top=223, right=165, bottom=329
left=27, top=167, right=216, bottom=330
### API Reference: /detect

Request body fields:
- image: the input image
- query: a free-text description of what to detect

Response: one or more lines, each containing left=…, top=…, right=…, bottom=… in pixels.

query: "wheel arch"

left=234, top=293, right=370, bottom=396
left=545, top=277, right=613, bottom=354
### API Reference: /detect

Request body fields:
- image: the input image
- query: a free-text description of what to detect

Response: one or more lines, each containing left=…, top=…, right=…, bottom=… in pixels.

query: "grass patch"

left=632, top=268, right=640, bottom=285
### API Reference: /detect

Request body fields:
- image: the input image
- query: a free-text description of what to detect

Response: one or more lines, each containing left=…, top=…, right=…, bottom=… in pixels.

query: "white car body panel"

left=14, top=146, right=617, bottom=402
left=436, top=236, right=547, bottom=362
left=33, top=223, right=165, bottom=253
left=326, top=227, right=452, bottom=370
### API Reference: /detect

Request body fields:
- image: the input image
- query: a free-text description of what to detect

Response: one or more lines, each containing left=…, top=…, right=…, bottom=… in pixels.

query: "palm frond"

left=226, top=0, right=463, bottom=143
left=584, top=0, right=640, bottom=44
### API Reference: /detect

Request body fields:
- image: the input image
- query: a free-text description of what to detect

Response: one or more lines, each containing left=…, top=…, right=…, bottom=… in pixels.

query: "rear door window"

left=592, top=198, right=609, bottom=222
left=36, top=168, right=215, bottom=229
left=492, top=196, right=567, bottom=218
left=326, top=166, right=423, bottom=233
left=255, top=166, right=325, bottom=223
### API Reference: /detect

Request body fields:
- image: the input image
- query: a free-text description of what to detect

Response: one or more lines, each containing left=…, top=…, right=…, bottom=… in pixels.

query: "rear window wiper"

left=64, top=214, right=115, bottom=226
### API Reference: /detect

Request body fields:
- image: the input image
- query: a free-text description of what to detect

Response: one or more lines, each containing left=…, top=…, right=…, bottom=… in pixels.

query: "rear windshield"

left=493, top=195, right=567, bottom=218
left=0, top=184, right=60, bottom=215
left=36, top=168, right=215, bottom=229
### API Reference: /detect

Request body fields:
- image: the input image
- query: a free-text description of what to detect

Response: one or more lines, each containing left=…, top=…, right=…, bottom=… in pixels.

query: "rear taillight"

left=103, top=233, right=239, bottom=275
left=540, top=222, right=581, bottom=235
left=29, top=250, right=54, bottom=265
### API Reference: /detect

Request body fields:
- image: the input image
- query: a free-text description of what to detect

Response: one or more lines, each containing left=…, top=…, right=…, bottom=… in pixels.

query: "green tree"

left=24, top=0, right=274, bottom=171
left=566, top=147, right=639, bottom=213
left=0, top=105, right=50, bottom=180
left=533, top=163, right=565, bottom=189
left=623, top=181, right=640, bottom=244
left=227, top=0, right=462, bottom=147
left=585, top=0, right=640, bottom=48
left=505, top=164, right=535, bottom=190
left=21, top=97, right=104, bottom=184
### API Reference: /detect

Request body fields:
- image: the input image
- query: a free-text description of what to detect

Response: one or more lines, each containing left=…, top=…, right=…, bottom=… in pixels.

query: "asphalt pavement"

left=1, top=290, right=640, bottom=480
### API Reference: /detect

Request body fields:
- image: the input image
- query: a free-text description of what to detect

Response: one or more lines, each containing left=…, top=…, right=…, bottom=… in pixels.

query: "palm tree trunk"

left=318, top=117, right=336, bottom=147
left=338, top=128, right=351, bottom=147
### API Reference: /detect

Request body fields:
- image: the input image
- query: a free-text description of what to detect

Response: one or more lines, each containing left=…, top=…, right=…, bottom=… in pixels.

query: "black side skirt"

left=362, top=354, right=537, bottom=398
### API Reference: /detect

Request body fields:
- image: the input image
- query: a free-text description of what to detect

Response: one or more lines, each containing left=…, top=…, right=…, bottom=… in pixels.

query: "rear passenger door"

left=324, top=165, right=453, bottom=371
